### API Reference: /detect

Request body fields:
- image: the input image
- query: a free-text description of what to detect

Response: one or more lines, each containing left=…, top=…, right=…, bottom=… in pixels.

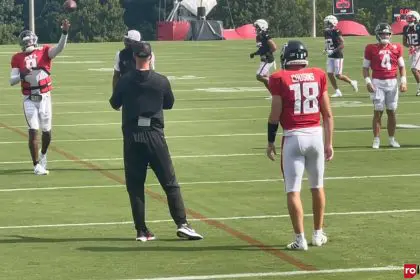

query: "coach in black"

left=109, top=41, right=203, bottom=242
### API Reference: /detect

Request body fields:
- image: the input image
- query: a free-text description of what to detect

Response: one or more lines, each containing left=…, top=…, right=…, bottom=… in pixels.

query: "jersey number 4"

left=289, top=82, right=320, bottom=115
left=380, top=53, right=392, bottom=70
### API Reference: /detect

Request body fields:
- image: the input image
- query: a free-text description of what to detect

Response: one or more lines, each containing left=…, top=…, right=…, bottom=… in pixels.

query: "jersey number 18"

left=289, top=82, right=320, bottom=115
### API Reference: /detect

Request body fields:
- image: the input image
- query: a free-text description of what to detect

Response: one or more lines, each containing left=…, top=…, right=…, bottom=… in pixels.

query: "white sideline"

left=2, top=146, right=420, bottom=164
left=1, top=173, right=420, bottom=192
left=121, top=266, right=401, bottom=280
left=0, top=209, right=418, bottom=230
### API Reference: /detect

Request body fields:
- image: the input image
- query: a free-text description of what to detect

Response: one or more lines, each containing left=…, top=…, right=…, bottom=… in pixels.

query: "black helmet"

left=280, top=40, right=308, bottom=69
left=374, top=23, right=392, bottom=44
left=18, top=30, right=38, bottom=52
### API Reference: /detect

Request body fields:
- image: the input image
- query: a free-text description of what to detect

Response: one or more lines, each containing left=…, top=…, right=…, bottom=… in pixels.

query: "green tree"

left=64, top=0, right=126, bottom=42
left=0, top=0, right=23, bottom=44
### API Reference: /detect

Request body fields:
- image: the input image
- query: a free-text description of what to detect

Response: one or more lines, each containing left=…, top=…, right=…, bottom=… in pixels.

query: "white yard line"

left=121, top=266, right=401, bottom=280
left=2, top=147, right=420, bottom=164
left=0, top=209, right=418, bottom=229
left=1, top=112, right=420, bottom=128
left=2, top=128, right=420, bottom=144
left=0, top=106, right=269, bottom=116
left=0, top=100, right=420, bottom=116
left=1, top=173, right=420, bottom=192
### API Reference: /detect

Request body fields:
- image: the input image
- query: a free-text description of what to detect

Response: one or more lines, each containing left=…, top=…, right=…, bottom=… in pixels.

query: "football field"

left=0, top=36, right=419, bottom=280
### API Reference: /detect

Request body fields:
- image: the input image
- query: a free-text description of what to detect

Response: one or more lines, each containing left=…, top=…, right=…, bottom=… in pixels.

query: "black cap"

left=132, top=41, right=152, bottom=58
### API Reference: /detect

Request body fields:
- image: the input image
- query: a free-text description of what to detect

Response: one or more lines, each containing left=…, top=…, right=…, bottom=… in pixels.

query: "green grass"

left=0, top=36, right=419, bottom=280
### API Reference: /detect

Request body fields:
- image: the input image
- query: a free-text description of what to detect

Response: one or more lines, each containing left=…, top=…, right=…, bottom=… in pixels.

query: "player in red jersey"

left=9, top=19, right=70, bottom=175
left=403, top=11, right=420, bottom=96
left=363, top=23, right=407, bottom=149
left=267, top=40, right=334, bottom=251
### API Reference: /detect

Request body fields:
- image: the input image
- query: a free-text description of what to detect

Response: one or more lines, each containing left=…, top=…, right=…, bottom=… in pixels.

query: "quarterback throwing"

left=9, top=20, right=70, bottom=175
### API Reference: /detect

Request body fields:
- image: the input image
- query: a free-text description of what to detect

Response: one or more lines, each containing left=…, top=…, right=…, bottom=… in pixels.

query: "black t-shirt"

left=109, top=70, right=174, bottom=132
left=403, top=24, right=420, bottom=47
left=324, top=29, right=344, bottom=58
left=256, top=32, right=275, bottom=63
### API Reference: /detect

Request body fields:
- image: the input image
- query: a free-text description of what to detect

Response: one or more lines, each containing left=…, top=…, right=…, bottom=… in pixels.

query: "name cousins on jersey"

left=291, top=73, right=315, bottom=83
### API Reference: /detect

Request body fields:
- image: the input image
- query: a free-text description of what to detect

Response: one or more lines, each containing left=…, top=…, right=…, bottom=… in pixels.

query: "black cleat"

left=136, top=229, right=156, bottom=242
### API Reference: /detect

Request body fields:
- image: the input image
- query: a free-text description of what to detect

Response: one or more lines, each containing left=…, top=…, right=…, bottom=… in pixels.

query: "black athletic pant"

left=123, top=128, right=187, bottom=231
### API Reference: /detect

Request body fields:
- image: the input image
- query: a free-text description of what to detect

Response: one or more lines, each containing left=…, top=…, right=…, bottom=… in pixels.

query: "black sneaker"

left=176, top=223, right=203, bottom=240
left=136, top=229, right=156, bottom=242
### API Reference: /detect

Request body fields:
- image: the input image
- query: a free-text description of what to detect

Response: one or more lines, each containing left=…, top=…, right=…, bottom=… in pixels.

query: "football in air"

left=63, top=0, right=77, bottom=12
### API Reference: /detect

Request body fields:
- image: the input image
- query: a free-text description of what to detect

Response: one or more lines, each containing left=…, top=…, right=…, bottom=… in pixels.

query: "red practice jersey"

left=269, top=67, right=327, bottom=131
left=364, top=43, right=403, bottom=80
left=11, top=45, right=53, bottom=95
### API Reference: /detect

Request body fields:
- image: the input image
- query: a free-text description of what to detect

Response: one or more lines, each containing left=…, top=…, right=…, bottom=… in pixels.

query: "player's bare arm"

left=337, top=36, right=345, bottom=50
left=320, top=92, right=334, bottom=161
left=48, top=19, right=70, bottom=59
left=398, top=58, right=408, bottom=92
left=266, top=95, right=282, bottom=161
left=362, top=54, right=375, bottom=93
left=268, top=39, right=277, bottom=53
left=362, top=67, right=375, bottom=93
left=402, top=33, right=409, bottom=48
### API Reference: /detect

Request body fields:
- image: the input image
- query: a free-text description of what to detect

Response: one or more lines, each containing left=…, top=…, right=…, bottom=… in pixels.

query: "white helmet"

left=254, top=19, right=269, bottom=33
left=324, top=15, right=338, bottom=30
left=406, top=11, right=420, bottom=26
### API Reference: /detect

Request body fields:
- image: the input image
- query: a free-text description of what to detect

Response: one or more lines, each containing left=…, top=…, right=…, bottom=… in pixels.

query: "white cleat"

left=389, top=138, right=400, bottom=148
left=350, top=80, right=359, bottom=92
left=286, top=238, right=308, bottom=251
left=331, top=91, right=342, bottom=98
left=416, top=90, right=420, bottom=96
left=39, top=151, right=47, bottom=170
left=34, top=163, right=49, bottom=175
left=312, top=232, right=328, bottom=247
left=372, top=138, right=380, bottom=149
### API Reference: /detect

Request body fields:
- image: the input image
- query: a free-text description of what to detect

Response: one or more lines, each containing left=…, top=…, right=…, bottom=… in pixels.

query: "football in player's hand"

left=63, top=0, right=77, bottom=12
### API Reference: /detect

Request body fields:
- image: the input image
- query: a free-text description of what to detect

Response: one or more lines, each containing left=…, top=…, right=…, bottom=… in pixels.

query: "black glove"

left=250, top=52, right=255, bottom=59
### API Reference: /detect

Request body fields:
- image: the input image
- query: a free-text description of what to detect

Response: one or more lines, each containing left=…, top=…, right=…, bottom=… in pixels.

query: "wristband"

left=400, top=76, right=407, bottom=85
left=267, top=122, right=279, bottom=143
left=365, top=77, right=372, bottom=85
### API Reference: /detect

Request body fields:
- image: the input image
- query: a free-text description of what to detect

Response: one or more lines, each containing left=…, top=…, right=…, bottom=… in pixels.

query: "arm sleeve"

left=109, top=78, right=124, bottom=110
left=163, top=77, right=175, bottom=110
left=363, top=46, right=371, bottom=67
left=398, top=44, right=405, bottom=67
left=113, top=51, right=120, bottom=72
left=398, top=57, right=405, bottom=67
left=48, top=34, right=68, bottom=59
left=364, top=46, right=372, bottom=61
left=10, top=68, right=21, bottom=86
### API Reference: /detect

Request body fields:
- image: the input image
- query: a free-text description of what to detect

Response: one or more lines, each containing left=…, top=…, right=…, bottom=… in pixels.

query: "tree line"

left=0, top=0, right=419, bottom=45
